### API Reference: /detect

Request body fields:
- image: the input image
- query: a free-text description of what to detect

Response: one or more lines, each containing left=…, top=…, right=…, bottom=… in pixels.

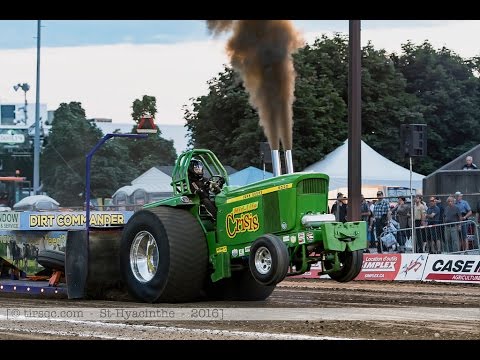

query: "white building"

left=0, top=103, right=48, bottom=128
left=0, top=103, right=48, bottom=156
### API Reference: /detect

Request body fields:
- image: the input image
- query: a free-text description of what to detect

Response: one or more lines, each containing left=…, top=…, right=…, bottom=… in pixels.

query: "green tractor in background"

left=120, top=149, right=367, bottom=303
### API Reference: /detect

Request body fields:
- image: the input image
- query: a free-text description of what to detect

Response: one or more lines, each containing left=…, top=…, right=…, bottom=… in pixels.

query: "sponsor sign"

left=292, top=254, right=428, bottom=281
left=0, top=133, right=25, bottom=143
left=19, top=211, right=133, bottom=230
left=0, top=211, right=21, bottom=229
left=395, top=253, right=428, bottom=281
left=422, top=254, right=480, bottom=284
left=355, top=254, right=402, bottom=281
left=0, top=230, right=68, bottom=275
left=298, top=232, right=305, bottom=244
left=287, top=253, right=479, bottom=284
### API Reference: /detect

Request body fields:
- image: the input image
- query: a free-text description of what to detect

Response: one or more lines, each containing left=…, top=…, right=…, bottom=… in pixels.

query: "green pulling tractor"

left=118, top=149, right=367, bottom=303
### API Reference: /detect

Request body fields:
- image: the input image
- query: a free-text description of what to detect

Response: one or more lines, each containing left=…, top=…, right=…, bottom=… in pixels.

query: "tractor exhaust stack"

left=271, top=150, right=282, bottom=177
left=285, top=149, right=294, bottom=174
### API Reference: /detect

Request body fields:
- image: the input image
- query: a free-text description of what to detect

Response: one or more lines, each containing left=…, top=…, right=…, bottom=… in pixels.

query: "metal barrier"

left=375, top=219, right=480, bottom=255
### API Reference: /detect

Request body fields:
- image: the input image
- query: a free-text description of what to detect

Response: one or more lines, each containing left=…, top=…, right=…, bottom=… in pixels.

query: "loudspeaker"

left=259, top=142, right=272, bottom=164
left=400, top=124, right=427, bottom=157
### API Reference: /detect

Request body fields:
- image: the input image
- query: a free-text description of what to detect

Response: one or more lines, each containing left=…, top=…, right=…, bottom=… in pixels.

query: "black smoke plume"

left=207, top=20, right=303, bottom=150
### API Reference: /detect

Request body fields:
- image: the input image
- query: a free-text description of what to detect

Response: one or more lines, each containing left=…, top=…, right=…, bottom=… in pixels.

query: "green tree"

left=185, top=35, right=422, bottom=172
left=292, top=37, right=414, bottom=170
left=41, top=102, right=140, bottom=206
left=291, top=47, right=347, bottom=170
left=41, top=99, right=177, bottom=206
left=185, top=67, right=263, bottom=169
left=91, top=137, right=138, bottom=201
left=131, top=95, right=157, bottom=121
left=185, top=59, right=349, bottom=170
left=128, top=95, right=177, bottom=173
left=394, top=41, right=480, bottom=174
left=185, top=35, right=480, bottom=178
left=41, top=102, right=103, bottom=206
left=360, top=43, right=425, bottom=169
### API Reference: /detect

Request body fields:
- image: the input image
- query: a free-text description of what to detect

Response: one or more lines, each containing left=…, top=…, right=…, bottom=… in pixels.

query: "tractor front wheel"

left=325, top=250, right=363, bottom=282
left=248, top=234, right=289, bottom=286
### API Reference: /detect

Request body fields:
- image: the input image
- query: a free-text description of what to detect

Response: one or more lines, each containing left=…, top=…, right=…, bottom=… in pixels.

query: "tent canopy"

left=13, top=195, right=60, bottom=211
left=303, top=139, right=425, bottom=191
left=229, top=166, right=273, bottom=186
left=132, top=167, right=172, bottom=187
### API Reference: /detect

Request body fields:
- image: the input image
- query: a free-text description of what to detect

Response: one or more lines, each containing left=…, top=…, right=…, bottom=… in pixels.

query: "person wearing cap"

left=414, top=195, right=427, bottom=252
left=426, top=197, right=441, bottom=253
left=462, top=156, right=478, bottom=170
left=443, top=196, right=461, bottom=252
left=391, top=196, right=411, bottom=253
left=373, top=190, right=390, bottom=253
left=331, top=192, right=347, bottom=223
left=454, top=191, right=472, bottom=250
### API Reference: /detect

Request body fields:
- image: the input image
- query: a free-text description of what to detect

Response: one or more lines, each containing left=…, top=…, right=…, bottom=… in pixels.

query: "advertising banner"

left=18, top=211, right=134, bottom=230
left=0, top=230, right=68, bottom=274
left=291, top=253, right=428, bottom=281
left=355, top=253, right=403, bottom=280
left=0, top=211, right=21, bottom=230
left=422, top=254, right=480, bottom=284
left=394, top=253, right=429, bottom=281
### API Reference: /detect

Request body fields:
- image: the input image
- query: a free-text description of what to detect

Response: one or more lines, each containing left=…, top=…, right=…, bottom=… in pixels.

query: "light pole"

left=34, top=20, right=41, bottom=195
left=13, top=82, right=30, bottom=125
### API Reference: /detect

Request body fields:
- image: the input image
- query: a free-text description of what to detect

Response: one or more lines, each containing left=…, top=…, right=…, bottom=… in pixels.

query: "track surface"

left=0, top=279, right=478, bottom=340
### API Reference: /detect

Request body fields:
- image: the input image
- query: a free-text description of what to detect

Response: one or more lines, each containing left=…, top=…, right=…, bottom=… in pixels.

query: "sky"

left=1, top=20, right=479, bottom=126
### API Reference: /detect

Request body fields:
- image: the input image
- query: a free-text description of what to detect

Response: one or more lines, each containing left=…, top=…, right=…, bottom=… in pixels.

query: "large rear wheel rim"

left=130, top=230, right=159, bottom=283
left=254, top=246, right=272, bottom=275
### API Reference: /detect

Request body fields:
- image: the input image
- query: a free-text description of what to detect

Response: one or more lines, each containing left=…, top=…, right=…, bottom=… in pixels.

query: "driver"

left=188, top=158, right=222, bottom=220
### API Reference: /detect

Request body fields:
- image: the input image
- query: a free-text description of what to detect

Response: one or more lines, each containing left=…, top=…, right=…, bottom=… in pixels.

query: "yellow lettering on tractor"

left=226, top=183, right=292, bottom=204
left=216, top=246, right=227, bottom=254
left=226, top=201, right=260, bottom=238
left=226, top=211, right=260, bottom=239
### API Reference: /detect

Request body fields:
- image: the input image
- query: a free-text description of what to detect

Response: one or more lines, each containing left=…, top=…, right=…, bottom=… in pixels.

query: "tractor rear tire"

left=326, top=249, right=364, bottom=282
left=120, top=207, right=207, bottom=303
left=38, top=250, right=65, bottom=271
left=248, top=234, right=289, bottom=286
left=205, top=270, right=275, bottom=301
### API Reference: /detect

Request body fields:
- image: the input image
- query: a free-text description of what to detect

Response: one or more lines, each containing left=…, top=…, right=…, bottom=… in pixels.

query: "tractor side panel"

left=216, top=184, right=299, bottom=247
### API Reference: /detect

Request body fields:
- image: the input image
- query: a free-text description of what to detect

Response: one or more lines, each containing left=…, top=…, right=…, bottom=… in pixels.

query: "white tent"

left=111, top=167, right=173, bottom=207
left=303, top=139, right=425, bottom=191
left=132, top=167, right=172, bottom=187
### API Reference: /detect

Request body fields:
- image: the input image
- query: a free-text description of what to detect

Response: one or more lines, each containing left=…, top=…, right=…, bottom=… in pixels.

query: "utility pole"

left=34, top=20, right=41, bottom=194
left=347, top=20, right=362, bottom=221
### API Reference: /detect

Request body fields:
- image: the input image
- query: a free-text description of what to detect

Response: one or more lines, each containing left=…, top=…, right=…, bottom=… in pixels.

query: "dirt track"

left=0, top=279, right=478, bottom=340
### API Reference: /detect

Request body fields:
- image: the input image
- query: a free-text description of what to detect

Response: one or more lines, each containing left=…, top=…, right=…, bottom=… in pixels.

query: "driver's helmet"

left=188, top=158, right=204, bottom=178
